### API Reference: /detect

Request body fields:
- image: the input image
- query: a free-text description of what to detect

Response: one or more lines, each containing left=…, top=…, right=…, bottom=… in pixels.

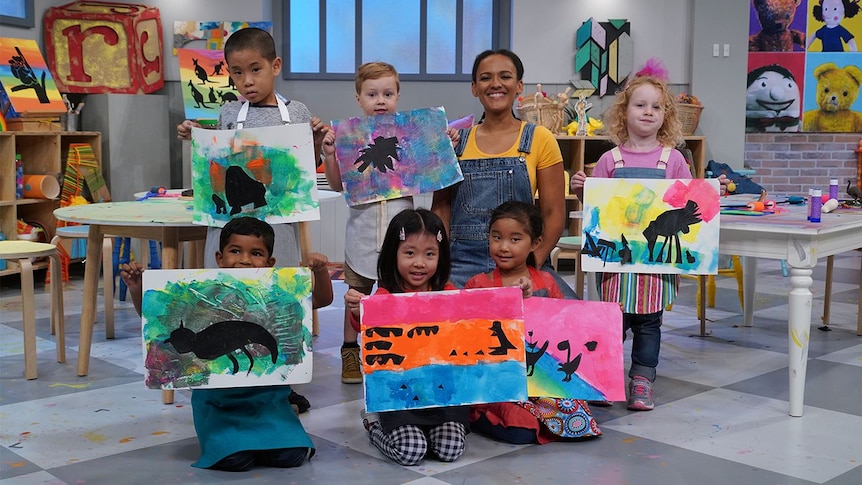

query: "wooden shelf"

left=0, top=131, right=102, bottom=277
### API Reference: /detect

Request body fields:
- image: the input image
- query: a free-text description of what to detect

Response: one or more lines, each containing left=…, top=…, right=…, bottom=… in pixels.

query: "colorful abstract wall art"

left=361, top=287, right=527, bottom=413
left=574, top=18, right=632, bottom=97
left=582, top=178, right=721, bottom=274
left=0, top=37, right=66, bottom=118
left=177, top=47, right=243, bottom=121
left=141, top=268, right=313, bottom=389
left=331, top=107, right=463, bottom=206
left=524, top=298, right=624, bottom=402
left=173, top=21, right=273, bottom=54
left=190, top=123, right=320, bottom=227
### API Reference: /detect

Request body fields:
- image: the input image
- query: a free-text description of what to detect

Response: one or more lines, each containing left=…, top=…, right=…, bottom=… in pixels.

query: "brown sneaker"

left=341, top=346, right=363, bottom=384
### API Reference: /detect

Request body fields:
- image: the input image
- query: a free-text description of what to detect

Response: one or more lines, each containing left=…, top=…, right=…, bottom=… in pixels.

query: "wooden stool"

left=550, top=236, right=584, bottom=296
left=0, top=241, right=66, bottom=379
left=50, top=226, right=116, bottom=338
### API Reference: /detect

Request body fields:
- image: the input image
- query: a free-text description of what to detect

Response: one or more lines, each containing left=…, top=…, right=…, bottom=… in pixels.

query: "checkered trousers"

left=367, top=421, right=467, bottom=466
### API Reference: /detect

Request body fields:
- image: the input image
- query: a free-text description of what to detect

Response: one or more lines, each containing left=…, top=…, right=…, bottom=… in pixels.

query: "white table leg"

left=787, top=265, right=813, bottom=417
left=742, top=256, right=757, bottom=326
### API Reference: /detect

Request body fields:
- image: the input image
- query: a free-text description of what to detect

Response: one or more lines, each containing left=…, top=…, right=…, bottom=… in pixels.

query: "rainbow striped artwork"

left=0, top=37, right=66, bottom=118
left=331, top=107, right=463, bottom=206
left=176, top=47, right=243, bottom=121
left=582, top=178, right=721, bottom=274
left=524, top=298, right=624, bottom=402
left=141, top=268, right=313, bottom=389
left=361, top=287, right=526, bottom=413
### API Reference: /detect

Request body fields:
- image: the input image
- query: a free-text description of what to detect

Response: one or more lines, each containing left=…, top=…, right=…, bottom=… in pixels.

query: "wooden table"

left=55, top=199, right=208, bottom=403
left=719, top=207, right=862, bottom=417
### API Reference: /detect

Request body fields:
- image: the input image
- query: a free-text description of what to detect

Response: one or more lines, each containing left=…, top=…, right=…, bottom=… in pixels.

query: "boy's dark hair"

left=224, top=27, right=277, bottom=62
left=219, top=217, right=275, bottom=257
left=378, top=209, right=450, bottom=292
left=471, top=49, right=524, bottom=83
left=490, top=201, right=543, bottom=267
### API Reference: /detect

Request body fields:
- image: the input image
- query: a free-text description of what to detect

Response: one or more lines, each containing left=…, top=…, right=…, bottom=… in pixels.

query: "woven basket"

left=517, top=92, right=565, bottom=134
left=677, top=103, right=703, bottom=135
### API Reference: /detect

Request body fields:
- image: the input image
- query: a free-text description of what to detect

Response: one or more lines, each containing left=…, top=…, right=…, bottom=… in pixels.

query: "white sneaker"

left=360, top=409, right=379, bottom=431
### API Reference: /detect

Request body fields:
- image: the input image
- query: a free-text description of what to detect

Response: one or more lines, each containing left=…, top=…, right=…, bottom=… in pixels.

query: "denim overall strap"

left=447, top=123, right=536, bottom=286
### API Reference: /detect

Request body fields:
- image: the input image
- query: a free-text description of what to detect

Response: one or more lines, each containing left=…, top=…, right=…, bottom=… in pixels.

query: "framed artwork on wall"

left=0, top=0, right=34, bottom=28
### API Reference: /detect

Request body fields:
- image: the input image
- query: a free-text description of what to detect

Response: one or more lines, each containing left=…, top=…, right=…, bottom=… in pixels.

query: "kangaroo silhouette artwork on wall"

left=582, top=178, right=720, bottom=275
left=142, top=268, right=313, bottom=389
left=177, top=47, right=245, bottom=121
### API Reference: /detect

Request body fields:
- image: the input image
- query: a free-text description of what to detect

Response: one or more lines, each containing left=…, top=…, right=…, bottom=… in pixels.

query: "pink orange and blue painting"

left=190, top=123, right=319, bottom=227
left=331, top=107, right=463, bottom=206
left=582, top=178, right=721, bottom=274
left=0, top=37, right=65, bottom=118
left=141, top=268, right=313, bottom=389
left=177, top=47, right=243, bottom=121
left=524, top=298, right=625, bottom=401
left=361, top=287, right=527, bottom=413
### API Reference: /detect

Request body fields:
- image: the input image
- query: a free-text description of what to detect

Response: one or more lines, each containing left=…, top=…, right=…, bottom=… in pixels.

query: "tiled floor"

left=1, top=254, right=860, bottom=484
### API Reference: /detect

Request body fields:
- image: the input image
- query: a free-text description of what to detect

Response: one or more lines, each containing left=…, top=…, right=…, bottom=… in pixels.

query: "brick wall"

left=744, top=133, right=861, bottom=196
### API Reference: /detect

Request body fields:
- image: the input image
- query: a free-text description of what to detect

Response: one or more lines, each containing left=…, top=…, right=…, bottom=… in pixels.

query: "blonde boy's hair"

left=355, top=62, right=400, bottom=94
left=606, top=75, right=683, bottom=148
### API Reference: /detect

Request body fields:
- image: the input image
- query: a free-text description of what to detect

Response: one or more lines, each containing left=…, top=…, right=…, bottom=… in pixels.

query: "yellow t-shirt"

left=459, top=122, right=563, bottom=195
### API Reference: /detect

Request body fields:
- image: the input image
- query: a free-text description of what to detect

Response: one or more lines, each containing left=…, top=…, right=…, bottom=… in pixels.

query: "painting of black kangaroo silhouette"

left=212, top=194, right=227, bottom=214
left=166, top=319, right=278, bottom=375
left=192, top=58, right=215, bottom=84
left=219, top=90, right=238, bottom=105
left=525, top=330, right=549, bottom=377
left=488, top=320, right=518, bottom=355
left=556, top=340, right=598, bottom=382
left=208, top=87, right=217, bottom=104
left=582, top=232, right=617, bottom=265
left=211, top=60, right=225, bottom=76
left=355, top=135, right=400, bottom=173
left=188, top=79, right=211, bottom=109
left=224, top=165, right=267, bottom=215
left=8, top=46, right=50, bottom=103
left=642, top=200, right=702, bottom=264
left=222, top=76, right=236, bottom=90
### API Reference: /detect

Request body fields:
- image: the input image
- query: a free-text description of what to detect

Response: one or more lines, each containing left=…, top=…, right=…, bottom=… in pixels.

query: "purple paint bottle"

left=810, top=189, right=822, bottom=223
left=829, top=179, right=839, bottom=201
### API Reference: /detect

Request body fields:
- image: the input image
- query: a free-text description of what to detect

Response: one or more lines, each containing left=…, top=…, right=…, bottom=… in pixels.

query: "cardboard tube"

left=22, top=175, right=61, bottom=199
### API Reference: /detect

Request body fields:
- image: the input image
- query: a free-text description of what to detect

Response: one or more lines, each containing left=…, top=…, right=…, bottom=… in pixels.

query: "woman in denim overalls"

left=432, top=50, right=572, bottom=296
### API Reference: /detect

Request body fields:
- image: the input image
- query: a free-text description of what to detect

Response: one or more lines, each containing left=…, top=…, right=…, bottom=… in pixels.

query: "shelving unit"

left=555, top=134, right=706, bottom=234
left=0, top=131, right=102, bottom=276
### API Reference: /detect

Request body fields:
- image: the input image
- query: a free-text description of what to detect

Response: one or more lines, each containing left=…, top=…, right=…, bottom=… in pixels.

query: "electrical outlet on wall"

left=723, top=44, right=730, bottom=57
left=713, top=44, right=719, bottom=57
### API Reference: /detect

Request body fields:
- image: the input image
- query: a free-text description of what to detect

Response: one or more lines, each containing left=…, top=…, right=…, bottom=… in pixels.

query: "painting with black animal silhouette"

left=331, top=107, right=463, bottom=206
left=0, top=38, right=66, bottom=119
left=360, top=287, right=527, bottom=413
left=141, top=267, right=313, bottom=389
left=582, top=178, right=721, bottom=274
left=190, top=123, right=320, bottom=227
left=523, top=298, right=625, bottom=402
left=177, top=48, right=244, bottom=121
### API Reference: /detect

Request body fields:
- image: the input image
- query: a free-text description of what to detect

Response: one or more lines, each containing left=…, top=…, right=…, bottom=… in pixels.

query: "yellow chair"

left=670, top=255, right=744, bottom=333
left=0, top=241, right=66, bottom=379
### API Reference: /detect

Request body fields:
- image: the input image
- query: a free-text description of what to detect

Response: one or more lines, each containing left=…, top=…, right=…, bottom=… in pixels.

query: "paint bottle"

left=0, top=230, right=6, bottom=271
left=807, top=188, right=813, bottom=221
left=15, top=154, right=24, bottom=199
left=829, top=179, right=839, bottom=201
left=810, top=189, right=822, bottom=223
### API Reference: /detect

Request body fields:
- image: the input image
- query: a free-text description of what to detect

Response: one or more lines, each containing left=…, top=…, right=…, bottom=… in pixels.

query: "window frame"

left=282, top=0, right=511, bottom=81
left=0, top=0, right=35, bottom=28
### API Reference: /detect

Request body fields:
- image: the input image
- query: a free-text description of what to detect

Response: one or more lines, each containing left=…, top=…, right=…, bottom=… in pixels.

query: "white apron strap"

left=236, top=94, right=291, bottom=129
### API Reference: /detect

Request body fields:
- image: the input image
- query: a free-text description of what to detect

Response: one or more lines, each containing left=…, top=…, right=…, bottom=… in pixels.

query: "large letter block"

left=44, top=1, right=164, bottom=94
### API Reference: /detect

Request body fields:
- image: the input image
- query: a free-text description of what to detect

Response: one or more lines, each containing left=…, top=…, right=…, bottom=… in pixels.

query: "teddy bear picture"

left=749, top=0, right=807, bottom=52
left=803, top=61, right=862, bottom=132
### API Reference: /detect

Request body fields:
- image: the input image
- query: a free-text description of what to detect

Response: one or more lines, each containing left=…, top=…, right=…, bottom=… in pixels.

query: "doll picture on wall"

left=806, top=0, right=861, bottom=52
left=745, top=53, right=805, bottom=132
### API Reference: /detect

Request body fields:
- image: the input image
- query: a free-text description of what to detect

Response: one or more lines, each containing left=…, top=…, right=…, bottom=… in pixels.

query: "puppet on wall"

left=803, top=62, right=862, bottom=132
left=807, top=0, right=860, bottom=51
left=745, top=64, right=802, bottom=132
left=749, top=0, right=806, bottom=51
